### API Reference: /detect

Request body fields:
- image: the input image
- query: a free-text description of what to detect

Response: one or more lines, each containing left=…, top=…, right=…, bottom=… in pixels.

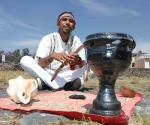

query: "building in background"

left=1, top=54, right=6, bottom=63
left=131, top=52, right=150, bottom=69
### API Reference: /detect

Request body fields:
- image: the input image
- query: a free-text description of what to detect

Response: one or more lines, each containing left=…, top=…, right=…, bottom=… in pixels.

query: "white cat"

left=7, top=76, right=38, bottom=104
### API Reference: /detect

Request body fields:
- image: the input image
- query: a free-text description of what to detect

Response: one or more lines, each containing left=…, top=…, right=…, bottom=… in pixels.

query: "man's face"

left=58, top=16, right=75, bottom=34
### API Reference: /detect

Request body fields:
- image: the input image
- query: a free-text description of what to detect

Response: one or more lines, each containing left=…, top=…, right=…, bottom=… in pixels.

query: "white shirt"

left=35, top=32, right=86, bottom=71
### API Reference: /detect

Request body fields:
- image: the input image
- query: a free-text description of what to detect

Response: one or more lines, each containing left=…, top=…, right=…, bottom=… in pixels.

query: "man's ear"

left=57, top=21, right=60, bottom=27
left=71, top=21, right=76, bottom=30
left=72, top=23, right=75, bottom=30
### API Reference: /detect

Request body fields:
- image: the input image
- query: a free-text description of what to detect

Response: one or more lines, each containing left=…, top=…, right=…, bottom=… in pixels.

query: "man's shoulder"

left=72, top=35, right=82, bottom=43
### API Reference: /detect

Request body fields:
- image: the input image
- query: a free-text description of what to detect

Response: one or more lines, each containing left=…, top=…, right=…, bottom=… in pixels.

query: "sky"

left=0, top=0, right=150, bottom=54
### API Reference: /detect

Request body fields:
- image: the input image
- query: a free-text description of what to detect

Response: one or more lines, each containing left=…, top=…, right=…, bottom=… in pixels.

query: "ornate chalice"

left=84, top=33, right=136, bottom=116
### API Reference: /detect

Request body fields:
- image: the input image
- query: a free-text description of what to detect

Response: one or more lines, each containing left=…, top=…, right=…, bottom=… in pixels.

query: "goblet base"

left=90, top=106, right=122, bottom=116
left=90, top=80, right=122, bottom=116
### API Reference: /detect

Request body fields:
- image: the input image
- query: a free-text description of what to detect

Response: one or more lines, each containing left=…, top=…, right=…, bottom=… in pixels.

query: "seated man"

left=20, top=11, right=86, bottom=91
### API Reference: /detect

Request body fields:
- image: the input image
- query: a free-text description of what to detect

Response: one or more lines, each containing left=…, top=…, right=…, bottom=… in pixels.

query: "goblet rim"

left=85, top=32, right=134, bottom=42
left=84, top=32, right=136, bottom=49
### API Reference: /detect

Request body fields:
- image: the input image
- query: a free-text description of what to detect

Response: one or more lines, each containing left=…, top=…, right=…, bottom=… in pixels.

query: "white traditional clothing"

left=20, top=32, right=86, bottom=89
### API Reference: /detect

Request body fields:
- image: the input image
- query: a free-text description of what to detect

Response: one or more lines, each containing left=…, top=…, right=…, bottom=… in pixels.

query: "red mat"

left=0, top=90, right=142, bottom=125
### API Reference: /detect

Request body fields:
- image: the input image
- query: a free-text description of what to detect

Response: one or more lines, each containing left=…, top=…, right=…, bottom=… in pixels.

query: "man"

left=20, top=11, right=86, bottom=90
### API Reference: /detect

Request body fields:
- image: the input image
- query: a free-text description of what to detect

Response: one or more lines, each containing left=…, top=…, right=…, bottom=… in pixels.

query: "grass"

left=57, top=120, right=102, bottom=125
left=128, top=113, right=150, bottom=125
left=0, top=70, right=33, bottom=85
left=0, top=70, right=150, bottom=125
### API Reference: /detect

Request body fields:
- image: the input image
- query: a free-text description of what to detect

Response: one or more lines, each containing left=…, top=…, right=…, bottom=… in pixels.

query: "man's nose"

left=65, top=19, right=70, bottom=24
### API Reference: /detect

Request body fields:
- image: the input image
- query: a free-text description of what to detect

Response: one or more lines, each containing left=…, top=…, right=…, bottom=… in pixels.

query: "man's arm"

left=37, top=52, right=76, bottom=68
left=37, top=54, right=54, bottom=68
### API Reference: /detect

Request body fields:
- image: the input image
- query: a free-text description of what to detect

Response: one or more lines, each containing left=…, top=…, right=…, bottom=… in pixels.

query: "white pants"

left=20, top=56, right=85, bottom=89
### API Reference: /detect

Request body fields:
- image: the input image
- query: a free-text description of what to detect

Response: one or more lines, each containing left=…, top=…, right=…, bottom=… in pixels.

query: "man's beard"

left=59, top=28, right=72, bottom=34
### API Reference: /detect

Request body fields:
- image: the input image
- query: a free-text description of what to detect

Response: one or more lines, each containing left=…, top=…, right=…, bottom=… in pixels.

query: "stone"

left=0, top=110, right=18, bottom=117
left=0, top=110, right=21, bottom=125
left=20, top=112, right=69, bottom=125
left=0, top=87, right=8, bottom=97
left=137, top=97, right=150, bottom=106
left=135, top=97, right=150, bottom=118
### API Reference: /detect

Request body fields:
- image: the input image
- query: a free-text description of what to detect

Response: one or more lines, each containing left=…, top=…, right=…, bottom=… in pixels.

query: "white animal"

left=7, top=76, right=38, bottom=104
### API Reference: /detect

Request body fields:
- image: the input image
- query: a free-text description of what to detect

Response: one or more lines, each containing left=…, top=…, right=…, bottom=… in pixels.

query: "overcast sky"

left=0, top=0, right=150, bottom=54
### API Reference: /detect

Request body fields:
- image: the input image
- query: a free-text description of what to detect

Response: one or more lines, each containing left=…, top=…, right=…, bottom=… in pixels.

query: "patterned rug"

left=0, top=90, right=142, bottom=125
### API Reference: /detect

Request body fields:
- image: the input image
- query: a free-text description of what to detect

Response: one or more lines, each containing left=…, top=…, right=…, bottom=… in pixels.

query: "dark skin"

left=38, top=16, right=80, bottom=68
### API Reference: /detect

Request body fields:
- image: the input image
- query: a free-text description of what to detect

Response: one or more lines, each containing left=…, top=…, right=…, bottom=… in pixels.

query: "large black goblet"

left=84, top=33, right=136, bottom=116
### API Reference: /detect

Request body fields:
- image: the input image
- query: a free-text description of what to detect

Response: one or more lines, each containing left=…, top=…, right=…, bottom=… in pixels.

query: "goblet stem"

left=90, top=75, right=121, bottom=116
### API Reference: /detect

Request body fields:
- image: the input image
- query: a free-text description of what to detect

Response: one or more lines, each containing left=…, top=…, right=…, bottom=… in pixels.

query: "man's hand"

left=51, top=52, right=78, bottom=64
left=68, top=53, right=80, bottom=65
left=69, top=53, right=84, bottom=70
